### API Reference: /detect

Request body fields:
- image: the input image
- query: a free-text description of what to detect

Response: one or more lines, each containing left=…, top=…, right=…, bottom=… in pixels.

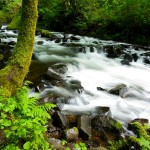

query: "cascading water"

left=1, top=25, right=150, bottom=126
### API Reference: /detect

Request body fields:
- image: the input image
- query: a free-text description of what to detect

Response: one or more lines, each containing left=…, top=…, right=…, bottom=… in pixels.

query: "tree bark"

left=0, top=0, right=38, bottom=97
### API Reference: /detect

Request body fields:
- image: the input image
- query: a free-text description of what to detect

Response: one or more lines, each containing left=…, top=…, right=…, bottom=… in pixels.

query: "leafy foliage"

left=108, top=122, right=150, bottom=150
left=38, top=0, right=150, bottom=45
left=0, top=86, right=55, bottom=150
left=74, top=142, right=87, bottom=150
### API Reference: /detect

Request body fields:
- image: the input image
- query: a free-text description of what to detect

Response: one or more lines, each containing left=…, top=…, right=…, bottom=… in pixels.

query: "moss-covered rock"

left=40, top=29, right=54, bottom=38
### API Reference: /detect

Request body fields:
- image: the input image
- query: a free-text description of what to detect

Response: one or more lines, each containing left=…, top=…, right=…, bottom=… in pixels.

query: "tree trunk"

left=0, top=0, right=38, bottom=97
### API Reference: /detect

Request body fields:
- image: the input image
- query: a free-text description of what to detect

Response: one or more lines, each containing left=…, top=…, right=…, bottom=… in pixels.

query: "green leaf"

left=23, top=141, right=31, bottom=150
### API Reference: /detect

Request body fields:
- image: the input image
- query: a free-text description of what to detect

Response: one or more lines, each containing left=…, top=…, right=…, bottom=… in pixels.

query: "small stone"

left=48, top=138, right=66, bottom=150
left=64, top=127, right=79, bottom=142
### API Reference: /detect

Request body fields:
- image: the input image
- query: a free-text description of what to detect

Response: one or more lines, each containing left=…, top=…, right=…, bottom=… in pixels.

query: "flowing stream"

left=1, top=26, right=150, bottom=126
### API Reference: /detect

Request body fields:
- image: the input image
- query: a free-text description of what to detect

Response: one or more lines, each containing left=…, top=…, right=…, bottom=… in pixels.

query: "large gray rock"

left=91, top=115, right=118, bottom=131
left=52, top=111, right=67, bottom=128
left=47, top=67, right=62, bottom=80
left=77, top=115, right=91, bottom=140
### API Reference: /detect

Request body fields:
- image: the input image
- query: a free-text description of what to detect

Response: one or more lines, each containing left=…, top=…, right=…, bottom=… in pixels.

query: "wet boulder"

left=52, top=111, right=67, bottom=128
left=51, top=63, right=68, bottom=74
left=32, top=52, right=39, bottom=60
left=90, top=46, right=95, bottom=52
left=91, top=115, right=121, bottom=131
left=143, top=57, right=150, bottom=64
left=79, top=46, right=86, bottom=53
left=120, top=53, right=133, bottom=65
left=55, top=38, right=61, bottom=43
left=97, top=87, right=106, bottom=91
left=63, top=34, right=70, bottom=43
left=66, top=79, right=83, bottom=93
left=77, top=115, right=91, bottom=140
left=140, top=52, right=150, bottom=57
left=13, top=30, right=18, bottom=34
left=104, top=45, right=124, bottom=58
left=8, top=41, right=16, bottom=45
left=36, top=80, right=53, bottom=92
left=93, top=106, right=112, bottom=117
left=129, top=118, right=149, bottom=126
left=70, top=35, right=81, bottom=41
left=47, top=67, right=62, bottom=80
left=91, top=115, right=123, bottom=144
left=108, top=84, right=127, bottom=96
left=36, top=41, right=44, bottom=45
left=132, top=53, right=138, bottom=62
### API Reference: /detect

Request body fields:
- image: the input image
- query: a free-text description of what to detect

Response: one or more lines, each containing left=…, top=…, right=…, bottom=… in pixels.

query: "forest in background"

left=0, top=0, right=150, bottom=45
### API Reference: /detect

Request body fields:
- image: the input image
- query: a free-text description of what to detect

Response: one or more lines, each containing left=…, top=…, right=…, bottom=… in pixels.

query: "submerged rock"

left=143, top=57, right=150, bottom=64
left=36, top=41, right=44, bottom=45
left=70, top=35, right=81, bottom=41
left=66, top=79, right=83, bottom=93
left=104, top=45, right=124, bottom=58
left=120, top=52, right=133, bottom=65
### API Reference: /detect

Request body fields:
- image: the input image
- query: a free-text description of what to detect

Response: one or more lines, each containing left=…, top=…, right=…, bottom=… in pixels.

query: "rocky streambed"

left=1, top=26, right=150, bottom=149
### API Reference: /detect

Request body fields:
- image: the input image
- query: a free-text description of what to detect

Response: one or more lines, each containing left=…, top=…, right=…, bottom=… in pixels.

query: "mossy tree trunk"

left=0, top=0, right=38, bottom=97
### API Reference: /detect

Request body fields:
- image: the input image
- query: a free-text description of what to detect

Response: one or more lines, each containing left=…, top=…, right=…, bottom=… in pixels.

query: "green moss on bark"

left=7, top=10, right=21, bottom=30
left=0, top=0, right=38, bottom=97
left=0, top=0, right=22, bottom=27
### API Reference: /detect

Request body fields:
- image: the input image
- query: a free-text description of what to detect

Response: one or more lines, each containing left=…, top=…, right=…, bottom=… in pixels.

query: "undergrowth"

left=0, top=86, right=55, bottom=150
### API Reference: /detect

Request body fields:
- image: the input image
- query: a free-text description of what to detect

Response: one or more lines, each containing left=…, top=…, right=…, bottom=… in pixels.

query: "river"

left=1, top=26, right=150, bottom=126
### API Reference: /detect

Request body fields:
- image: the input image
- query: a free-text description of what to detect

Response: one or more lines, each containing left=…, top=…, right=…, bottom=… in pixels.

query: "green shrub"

left=0, top=86, right=55, bottom=150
